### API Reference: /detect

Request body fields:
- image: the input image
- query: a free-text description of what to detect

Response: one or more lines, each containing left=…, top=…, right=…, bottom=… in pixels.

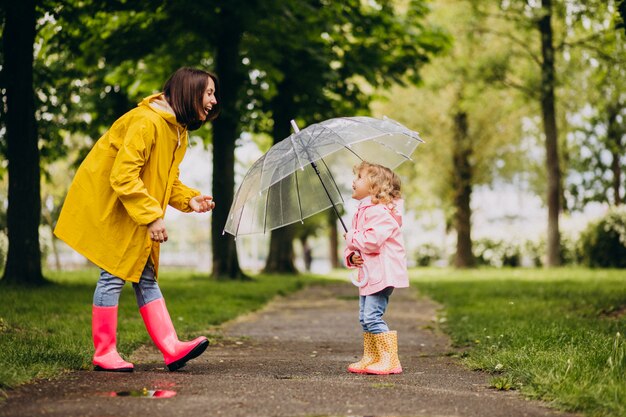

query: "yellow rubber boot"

left=347, top=332, right=378, bottom=374
left=364, top=331, right=402, bottom=375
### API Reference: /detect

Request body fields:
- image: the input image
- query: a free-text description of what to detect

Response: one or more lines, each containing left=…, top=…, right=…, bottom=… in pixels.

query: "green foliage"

left=412, top=268, right=626, bottom=417
left=473, top=238, right=521, bottom=267
left=414, top=243, right=442, bottom=266
left=555, top=1, right=626, bottom=210
left=491, top=374, right=516, bottom=391
left=243, top=0, right=451, bottom=134
left=372, top=0, right=529, bottom=218
left=0, top=268, right=323, bottom=390
left=578, top=208, right=626, bottom=268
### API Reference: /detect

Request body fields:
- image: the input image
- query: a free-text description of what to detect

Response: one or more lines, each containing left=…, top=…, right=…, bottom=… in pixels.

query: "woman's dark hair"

left=163, top=67, right=221, bottom=131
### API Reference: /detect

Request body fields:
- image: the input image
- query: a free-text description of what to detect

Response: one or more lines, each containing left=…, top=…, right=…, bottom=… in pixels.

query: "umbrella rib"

left=308, top=122, right=420, bottom=164
left=294, top=167, right=304, bottom=223
left=263, top=183, right=270, bottom=234
left=317, top=121, right=418, bottom=162
left=318, top=156, right=345, bottom=205
left=371, top=137, right=414, bottom=161
left=287, top=128, right=305, bottom=223
left=289, top=133, right=305, bottom=170
left=308, top=124, right=365, bottom=162
left=232, top=190, right=246, bottom=239
left=339, top=116, right=423, bottom=141
left=224, top=166, right=255, bottom=237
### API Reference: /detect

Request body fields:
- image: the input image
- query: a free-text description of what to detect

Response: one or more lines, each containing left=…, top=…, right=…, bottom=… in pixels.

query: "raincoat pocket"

left=363, top=254, right=383, bottom=285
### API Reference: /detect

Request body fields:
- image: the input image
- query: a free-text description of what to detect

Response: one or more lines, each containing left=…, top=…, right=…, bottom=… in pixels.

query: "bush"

left=523, top=239, right=544, bottom=267
left=473, top=238, right=521, bottom=267
left=414, top=243, right=442, bottom=266
left=578, top=208, right=626, bottom=268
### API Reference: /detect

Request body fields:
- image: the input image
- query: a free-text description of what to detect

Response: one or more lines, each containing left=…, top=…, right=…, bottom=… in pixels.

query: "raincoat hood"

left=141, top=93, right=182, bottom=127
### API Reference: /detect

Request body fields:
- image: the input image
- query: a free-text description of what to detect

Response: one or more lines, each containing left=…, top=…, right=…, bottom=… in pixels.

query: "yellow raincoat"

left=54, top=93, right=200, bottom=282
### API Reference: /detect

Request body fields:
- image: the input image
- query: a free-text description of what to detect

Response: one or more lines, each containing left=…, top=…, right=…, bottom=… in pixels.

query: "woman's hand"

left=148, top=218, right=168, bottom=243
left=189, top=195, right=215, bottom=213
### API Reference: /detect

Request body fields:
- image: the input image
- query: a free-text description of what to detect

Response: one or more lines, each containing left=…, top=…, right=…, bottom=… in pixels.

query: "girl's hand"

left=190, top=195, right=215, bottom=213
left=351, top=253, right=364, bottom=266
left=148, top=218, right=168, bottom=243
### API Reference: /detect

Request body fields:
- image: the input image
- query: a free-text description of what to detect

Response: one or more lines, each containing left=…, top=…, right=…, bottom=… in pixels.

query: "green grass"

left=0, top=268, right=323, bottom=393
left=411, top=267, right=626, bottom=417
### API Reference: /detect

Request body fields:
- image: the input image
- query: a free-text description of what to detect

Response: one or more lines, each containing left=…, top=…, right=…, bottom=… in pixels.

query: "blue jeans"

left=359, top=286, right=394, bottom=334
left=93, top=263, right=163, bottom=308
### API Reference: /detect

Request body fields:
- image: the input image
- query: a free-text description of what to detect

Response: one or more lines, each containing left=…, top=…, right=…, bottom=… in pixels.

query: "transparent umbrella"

left=223, top=116, right=423, bottom=284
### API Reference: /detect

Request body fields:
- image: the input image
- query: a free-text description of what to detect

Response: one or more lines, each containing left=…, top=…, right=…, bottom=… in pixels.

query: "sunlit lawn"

left=0, top=268, right=323, bottom=393
left=411, top=267, right=626, bottom=417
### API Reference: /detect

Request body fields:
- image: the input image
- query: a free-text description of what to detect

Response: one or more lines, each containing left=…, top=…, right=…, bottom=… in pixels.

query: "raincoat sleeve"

left=110, top=120, right=164, bottom=225
left=169, top=168, right=201, bottom=212
left=345, top=206, right=397, bottom=255
left=343, top=247, right=357, bottom=269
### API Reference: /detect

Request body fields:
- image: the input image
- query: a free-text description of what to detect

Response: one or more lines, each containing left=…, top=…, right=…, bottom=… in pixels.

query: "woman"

left=55, top=67, right=220, bottom=372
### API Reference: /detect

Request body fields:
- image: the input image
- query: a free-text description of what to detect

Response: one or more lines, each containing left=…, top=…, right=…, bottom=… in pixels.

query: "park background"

left=2, top=0, right=625, bottom=282
left=1, top=1, right=626, bottom=416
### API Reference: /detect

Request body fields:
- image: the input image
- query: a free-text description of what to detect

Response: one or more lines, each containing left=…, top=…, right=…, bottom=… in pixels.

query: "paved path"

left=0, top=282, right=577, bottom=417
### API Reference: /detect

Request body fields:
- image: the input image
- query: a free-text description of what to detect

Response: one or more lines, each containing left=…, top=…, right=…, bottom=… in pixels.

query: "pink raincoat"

left=344, top=196, right=409, bottom=296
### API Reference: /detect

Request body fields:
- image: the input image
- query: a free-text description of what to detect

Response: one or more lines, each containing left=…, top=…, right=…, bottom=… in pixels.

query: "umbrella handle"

left=350, top=251, right=369, bottom=288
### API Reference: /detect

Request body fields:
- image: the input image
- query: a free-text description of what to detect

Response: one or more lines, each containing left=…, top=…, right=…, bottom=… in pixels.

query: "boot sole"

left=166, top=339, right=209, bottom=372
left=365, top=367, right=402, bottom=375
left=94, top=365, right=133, bottom=372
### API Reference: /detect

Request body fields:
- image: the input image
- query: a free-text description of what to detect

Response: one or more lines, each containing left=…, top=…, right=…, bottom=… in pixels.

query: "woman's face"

left=352, top=168, right=370, bottom=200
left=199, top=76, right=217, bottom=121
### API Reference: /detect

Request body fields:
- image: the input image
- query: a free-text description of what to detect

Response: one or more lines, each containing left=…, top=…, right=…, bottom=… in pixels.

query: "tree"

left=373, top=0, right=527, bottom=268
left=210, top=1, right=249, bottom=279
left=34, top=0, right=250, bottom=279
left=1, top=0, right=46, bottom=286
left=537, top=0, right=561, bottom=266
left=461, top=0, right=575, bottom=266
left=245, top=0, right=449, bottom=273
left=564, top=1, right=625, bottom=209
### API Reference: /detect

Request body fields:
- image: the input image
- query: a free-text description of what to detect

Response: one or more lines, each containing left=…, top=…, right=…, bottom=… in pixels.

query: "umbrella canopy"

left=223, top=116, right=423, bottom=238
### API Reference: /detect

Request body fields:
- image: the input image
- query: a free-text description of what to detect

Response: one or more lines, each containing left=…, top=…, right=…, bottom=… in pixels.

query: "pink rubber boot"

left=139, top=298, right=209, bottom=371
left=92, top=305, right=134, bottom=372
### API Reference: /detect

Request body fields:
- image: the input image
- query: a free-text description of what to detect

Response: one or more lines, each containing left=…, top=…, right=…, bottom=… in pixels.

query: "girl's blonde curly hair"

left=354, top=161, right=401, bottom=205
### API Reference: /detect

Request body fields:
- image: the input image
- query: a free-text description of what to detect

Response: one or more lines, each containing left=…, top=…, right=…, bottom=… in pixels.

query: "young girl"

left=344, top=161, right=408, bottom=375
left=54, top=67, right=220, bottom=372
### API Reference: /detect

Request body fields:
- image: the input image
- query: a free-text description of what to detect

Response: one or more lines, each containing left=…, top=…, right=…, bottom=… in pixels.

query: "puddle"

left=106, top=389, right=176, bottom=398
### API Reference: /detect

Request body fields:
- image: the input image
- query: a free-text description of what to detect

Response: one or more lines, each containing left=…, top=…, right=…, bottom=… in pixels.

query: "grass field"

left=0, top=268, right=321, bottom=393
left=2, top=266, right=625, bottom=417
left=411, top=268, right=626, bottom=417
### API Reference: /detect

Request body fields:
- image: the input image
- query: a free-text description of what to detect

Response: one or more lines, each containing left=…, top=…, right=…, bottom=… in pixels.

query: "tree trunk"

left=211, top=8, right=245, bottom=280
left=299, top=236, right=312, bottom=272
left=619, top=0, right=626, bottom=33
left=329, top=210, right=340, bottom=269
left=263, top=82, right=298, bottom=274
left=538, top=0, right=561, bottom=267
left=1, top=0, right=46, bottom=286
left=452, top=110, right=475, bottom=268
left=607, top=106, right=623, bottom=206
left=264, top=225, right=298, bottom=274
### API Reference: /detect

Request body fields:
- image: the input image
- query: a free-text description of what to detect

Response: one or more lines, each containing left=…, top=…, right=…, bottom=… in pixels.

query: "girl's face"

left=199, top=76, right=217, bottom=121
left=352, top=169, right=371, bottom=200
